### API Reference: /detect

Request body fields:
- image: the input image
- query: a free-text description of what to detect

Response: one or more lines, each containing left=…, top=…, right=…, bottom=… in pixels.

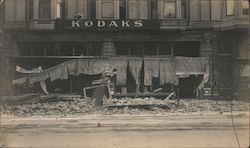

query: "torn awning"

left=175, top=57, right=208, bottom=75
left=144, top=58, right=160, bottom=86
left=128, top=58, right=143, bottom=85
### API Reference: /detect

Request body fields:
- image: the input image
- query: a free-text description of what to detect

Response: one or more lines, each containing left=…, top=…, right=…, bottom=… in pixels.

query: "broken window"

left=174, top=41, right=200, bottom=57
left=60, top=42, right=73, bottom=56
left=130, top=42, right=143, bottom=56
left=115, top=42, right=130, bottom=56
left=164, top=0, right=176, bottom=18
left=32, top=43, right=46, bottom=56
left=20, top=43, right=32, bottom=56
left=242, top=0, right=249, bottom=15
left=158, top=42, right=172, bottom=55
left=39, top=0, right=51, bottom=19
left=74, top=42, right=88, bottom=56
left=46, top=43, right=60, bottom=56
left=226, top=0, right=235, bottom=16
left=87, top=42, right=103, bottom=56
left=144, top=42, right=158, bottom=56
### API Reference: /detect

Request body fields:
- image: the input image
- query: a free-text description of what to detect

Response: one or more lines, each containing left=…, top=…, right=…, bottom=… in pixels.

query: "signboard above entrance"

left=55, top=19, right=160, bottom=31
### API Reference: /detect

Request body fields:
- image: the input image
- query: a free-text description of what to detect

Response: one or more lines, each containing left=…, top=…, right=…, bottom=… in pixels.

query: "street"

left=0, top=112, right=249, bottom=148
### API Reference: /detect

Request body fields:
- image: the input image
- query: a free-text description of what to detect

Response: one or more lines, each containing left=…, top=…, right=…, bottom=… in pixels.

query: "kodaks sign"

left=72, top=20, right=143, bottom=28
left=55, top=19, right=159, bottom=30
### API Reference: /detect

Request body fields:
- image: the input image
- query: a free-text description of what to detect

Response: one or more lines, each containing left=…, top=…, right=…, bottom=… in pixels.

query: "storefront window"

left=164, top=0, right=176, bottom=18
left=242, top=0, right=249, bottom=15
left=226, top=0, right=234, bottom=16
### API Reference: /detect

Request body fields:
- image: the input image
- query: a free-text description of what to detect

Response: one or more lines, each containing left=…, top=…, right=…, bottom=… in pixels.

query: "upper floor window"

left=89, top=0, right=96, bottom=19
left=150, top=0, right=158, bottom=19
left=242, top=0, right=249, bottom=15
left=181, top=0, right=187, bottom=19
left=39, top=0, right=51, bottom=19
left=101, top=0, right=114, bottom=18
left=164, top=0, right=176, bottom=18
left=56, top=0, right=65, bottom=18
left=127, top=0, right=140, bottom=19
left=226, top=0, right=235, bottom=16
left=119, top=0, right=126, bottom=19
left=5, top=0, right=26, bottom=21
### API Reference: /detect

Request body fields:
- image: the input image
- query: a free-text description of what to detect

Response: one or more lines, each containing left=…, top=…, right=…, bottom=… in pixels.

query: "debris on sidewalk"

left=1, top=96, right=249, bottom=116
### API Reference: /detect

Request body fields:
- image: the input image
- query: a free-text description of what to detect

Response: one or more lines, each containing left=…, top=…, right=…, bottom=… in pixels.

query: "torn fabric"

left=159, top=58, right=177, bottom=85
left=40, top=80, right=49, bottom=95
left=194, top=65, right=210, bottom=96
left=61, top=63, right=69, bottom=80
left=128, top=58, right=143, bottom=85
left=66, top=59, right=77, bottom=76
left=175, top=57, right=208, bottom=75
left=16, top=66, right=42, bottom=74
left=12, top=77, right=27, bottom=85
left=28, top=72, right=49, bottom=84
left=144, top=58, right=160, bottom=86
left=48, top=63, right=69, bottom=81
left=76, top=59, right=105, bottom=75
left=111, top=58, right=128, bottom=85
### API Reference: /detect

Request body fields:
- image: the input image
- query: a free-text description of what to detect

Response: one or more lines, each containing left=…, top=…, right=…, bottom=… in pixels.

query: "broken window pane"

left=158, top=42, right=171, bottom=55
left=144, top=42, right=158, bottom=55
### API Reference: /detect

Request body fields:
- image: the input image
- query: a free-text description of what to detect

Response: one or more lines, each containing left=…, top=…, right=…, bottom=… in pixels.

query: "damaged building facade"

left=0, top=0, right=249, bottom=99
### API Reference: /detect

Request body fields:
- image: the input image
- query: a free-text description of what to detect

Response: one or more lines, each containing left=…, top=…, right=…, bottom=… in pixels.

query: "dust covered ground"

left=1, top=96, right=249, bottom=116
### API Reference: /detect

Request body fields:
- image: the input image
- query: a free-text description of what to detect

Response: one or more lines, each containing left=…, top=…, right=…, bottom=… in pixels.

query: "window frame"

left=127, top=0, right=140, bottom=19
left=226, top=0, right=235, bottom=16
left=163, top=0, right=177, bottom=19
left=38, top=0, right=52, bottom=19
left=101, top=1, right=115, bottom=19
left=181, top=0, right=188, bottom=19
left=241, top=0, right=249, bottom=15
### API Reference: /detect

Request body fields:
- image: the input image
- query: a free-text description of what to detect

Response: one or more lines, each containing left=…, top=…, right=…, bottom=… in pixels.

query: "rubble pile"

left=111, top=97, right=175, bottom=106
left=1, top=96, right=249, bottom=116
left=177, top=99, right=249, bottom=113
left=1, top=99, right=93, bottom=116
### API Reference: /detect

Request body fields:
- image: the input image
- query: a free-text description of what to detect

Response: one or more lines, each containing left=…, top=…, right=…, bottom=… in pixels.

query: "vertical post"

left=70, top=77, right=73, bottom=93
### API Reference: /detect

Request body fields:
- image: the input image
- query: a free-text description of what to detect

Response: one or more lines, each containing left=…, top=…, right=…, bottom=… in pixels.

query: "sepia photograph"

left=0, top=0, right=249, bottom=147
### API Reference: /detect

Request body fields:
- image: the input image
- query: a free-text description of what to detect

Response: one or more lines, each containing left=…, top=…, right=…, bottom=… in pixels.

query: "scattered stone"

left=1, top=96, right=249, bottom=116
